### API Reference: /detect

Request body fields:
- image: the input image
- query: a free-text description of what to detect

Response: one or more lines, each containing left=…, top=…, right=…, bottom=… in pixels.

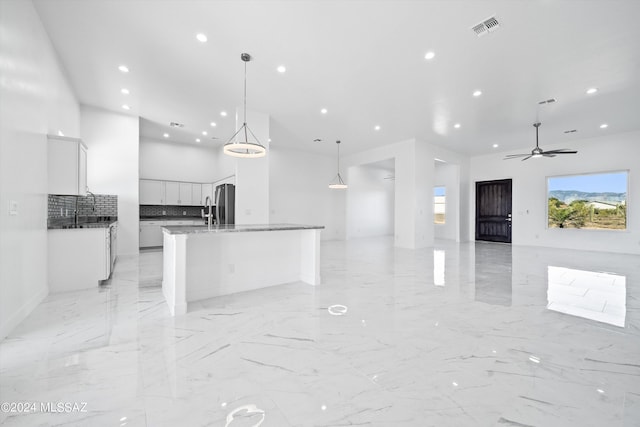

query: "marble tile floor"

left=1, top=238, right=639, bottom=426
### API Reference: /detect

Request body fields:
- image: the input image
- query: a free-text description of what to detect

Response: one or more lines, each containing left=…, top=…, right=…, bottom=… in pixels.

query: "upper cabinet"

left=139, top=179, right=165, bottom=205
left=139, top=180, right=220, bottom=206
left=165, top=181, right=180, bottom=205
left=179, top=182, right=193, bottom=205
left=191, top=183, right=203, bottom=205
left=48, top=135, right=87, bottom=196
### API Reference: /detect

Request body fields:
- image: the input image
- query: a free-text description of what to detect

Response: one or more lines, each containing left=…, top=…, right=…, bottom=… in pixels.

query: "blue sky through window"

left=548, top=171, right=627, bottom=193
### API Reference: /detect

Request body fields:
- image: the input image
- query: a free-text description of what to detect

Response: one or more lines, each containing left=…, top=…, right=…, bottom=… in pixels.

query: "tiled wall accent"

left=140, top=205, right=202, bottom=217
left=48, top=194, right=118, bottom=219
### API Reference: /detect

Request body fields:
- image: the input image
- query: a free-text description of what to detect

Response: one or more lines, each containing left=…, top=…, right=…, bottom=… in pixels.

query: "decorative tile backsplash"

left=140, top=205, right=202, bottom=217
left=48, top=194, right=118, bottom=219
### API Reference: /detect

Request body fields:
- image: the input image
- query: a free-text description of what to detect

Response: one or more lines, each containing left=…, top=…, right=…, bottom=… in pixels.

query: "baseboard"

left=0, top=286, right=48, bottom=341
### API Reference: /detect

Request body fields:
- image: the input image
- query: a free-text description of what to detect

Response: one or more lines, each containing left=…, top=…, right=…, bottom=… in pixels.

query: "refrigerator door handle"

left=215, top=187, right=220, bottom=225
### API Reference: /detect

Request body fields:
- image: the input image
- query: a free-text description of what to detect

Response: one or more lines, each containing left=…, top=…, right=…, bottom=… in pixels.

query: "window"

left=434, top=186, right=446, bottom=224
left=547, top=171, right=627, bottom=230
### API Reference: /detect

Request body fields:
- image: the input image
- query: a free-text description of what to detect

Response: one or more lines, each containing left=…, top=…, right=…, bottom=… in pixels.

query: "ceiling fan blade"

left=545, top=149, right=578, bottom=154
left=520, top=155, right=532, bottom=161
left=504, top=153, right=531, bottom=159
left=542, top=153, right=556, bottom=157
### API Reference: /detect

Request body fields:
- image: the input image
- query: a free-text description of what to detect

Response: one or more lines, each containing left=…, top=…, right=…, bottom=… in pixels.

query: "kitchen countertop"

left=48, top=219, right=117, bottom=230
left=163, top=223, right=324, bottom=235
left=140, top=216, right=203, bottom=221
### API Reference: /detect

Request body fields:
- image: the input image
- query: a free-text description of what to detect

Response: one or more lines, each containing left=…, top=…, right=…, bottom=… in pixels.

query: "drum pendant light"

left=223, top=53, right=267, bottom=158
left=328, top=140, right=347, bottom=189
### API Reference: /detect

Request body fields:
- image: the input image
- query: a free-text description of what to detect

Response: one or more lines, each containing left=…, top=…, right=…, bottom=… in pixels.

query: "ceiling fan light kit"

left=223, top=53, right=267, bottom=158
left=504, top=122, right=578, bottom=161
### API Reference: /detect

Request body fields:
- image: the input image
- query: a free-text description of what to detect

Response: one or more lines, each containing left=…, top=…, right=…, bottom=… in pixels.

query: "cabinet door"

left=191, top=184, right=202, bottom=205
left=165, top=182, right=180, bottom=205
left=179, top=182, right=192, bottom=205
left=48, top=135, right=85, bottom=195
left=78, top=144, right=88, bottom=196
left=202, top=184, right=213, bottom=205
left=140, top=222, right=164, bottom=247
left=139, top=180, right=165, bottom=204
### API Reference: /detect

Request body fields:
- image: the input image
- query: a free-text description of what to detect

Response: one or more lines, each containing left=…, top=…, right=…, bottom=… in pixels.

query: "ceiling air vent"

left=472, top=16, right=500, bottom=37
left=538, top=98, right=557, bottom=105
left=564, top=129, right=577, bottom=134
left=169, top=122, right=184, bottom=128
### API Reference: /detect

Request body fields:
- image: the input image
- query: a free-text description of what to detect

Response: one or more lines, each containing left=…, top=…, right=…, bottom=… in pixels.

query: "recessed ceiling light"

left=202, top=130, right=208, bottom=135
left=220, top=111, right=227, bottom=117
left=121, top=88, right=129, bottom=95
left=163, top=133, right=169, bottom=138
left=374, top=125, right=381, bottom=131
left=320, top=108, right=328, bottom=114
left=424, top=51, right=435, bottom=60
left=57, top=130, right=64, bottom=136
left=268, top=138, right=272, bottom=142
left=210, top=122, right=217, bottom=127
left=453, top=123, right=461, bottom=129
left=118, top=65, right=129, bottom=73
left=473, top=90, right=482, bottom=97
left=492, top=143, right=499, bottom=148
left=196, top=33, right=207, bottom=43
left=122, top=104, right=130, bottom=110
left=586, top=87, right=598, bottom=95
left=196, top=138, right=201, bottom=143
left=600, top=123, right=608, bottom=129
left=277, top=65, right=286, bottom=73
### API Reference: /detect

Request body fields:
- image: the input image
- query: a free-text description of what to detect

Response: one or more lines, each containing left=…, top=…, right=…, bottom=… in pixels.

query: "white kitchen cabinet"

left=179, top=182, right=193, bottom=205
left=191, top=183, right=202, bottom=205
left=202, top=183, right=214, bottom=205
left=165, top=182, right=180, bottom=205
left=140, top=221, right=165, bottom=247
left=48, top=135, right=88, bottom=196
left=139, top=179, right=165, bottom=205
left=48, top=227, right=110, bottom=292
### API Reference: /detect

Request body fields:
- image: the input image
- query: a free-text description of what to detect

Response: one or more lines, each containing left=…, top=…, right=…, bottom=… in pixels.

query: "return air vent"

left=169, top=122, right=184, bottom=128
left=472, top=16, right=500, bottom=37
left=538, top=98, right=557, bottom=105
left=564, top=129, right=577, bottom=134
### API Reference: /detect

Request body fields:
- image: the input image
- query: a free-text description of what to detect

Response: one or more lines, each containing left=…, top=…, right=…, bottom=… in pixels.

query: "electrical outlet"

left=183, top=211, right=186, bottom=215
left=162, top=210, right=166, bottom=215
left=9, top=200, right=18, bottom=216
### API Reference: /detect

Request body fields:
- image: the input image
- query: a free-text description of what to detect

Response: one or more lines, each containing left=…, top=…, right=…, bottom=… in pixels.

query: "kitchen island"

left=161, top=224, right=323, bottom=316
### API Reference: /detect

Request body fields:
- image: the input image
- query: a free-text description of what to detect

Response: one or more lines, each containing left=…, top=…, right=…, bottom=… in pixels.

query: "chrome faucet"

left=86, top=190, right=96, bottom=213
left=204, top=196, right=213, bottom=230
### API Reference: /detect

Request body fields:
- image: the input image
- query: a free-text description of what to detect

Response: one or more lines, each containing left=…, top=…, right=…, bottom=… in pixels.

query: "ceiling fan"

left=504, top=122, right=577, bottom=161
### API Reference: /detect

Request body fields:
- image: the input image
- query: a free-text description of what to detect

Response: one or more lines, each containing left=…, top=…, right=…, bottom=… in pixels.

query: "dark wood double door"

left=475, top=179, right=512, bottom=243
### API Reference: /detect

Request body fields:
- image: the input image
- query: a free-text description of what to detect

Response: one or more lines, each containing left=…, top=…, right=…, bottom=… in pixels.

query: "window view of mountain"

left=548, top=190, right=626, bottom=205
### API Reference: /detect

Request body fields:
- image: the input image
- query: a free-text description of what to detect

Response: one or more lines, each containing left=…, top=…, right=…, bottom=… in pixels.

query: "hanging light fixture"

left=223, top=53, right=266, bottom=158
left=328, top=140, right=347, bottom=189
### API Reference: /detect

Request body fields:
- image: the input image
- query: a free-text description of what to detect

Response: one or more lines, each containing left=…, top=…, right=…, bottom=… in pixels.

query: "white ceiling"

left=34, top=0, right=640, bottom=157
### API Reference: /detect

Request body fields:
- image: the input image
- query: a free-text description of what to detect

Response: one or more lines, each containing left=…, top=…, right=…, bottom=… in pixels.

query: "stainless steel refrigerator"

left=215, top=183, right=235, bottom=225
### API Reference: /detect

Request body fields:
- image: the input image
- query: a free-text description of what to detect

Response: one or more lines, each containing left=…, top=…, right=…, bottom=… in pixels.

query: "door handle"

left=505, top=217, right=512, bottom=222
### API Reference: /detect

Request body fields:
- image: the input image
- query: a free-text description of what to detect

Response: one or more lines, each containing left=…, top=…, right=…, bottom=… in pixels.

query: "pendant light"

left=328, top=140, right=347, bottom=189
left=223, top=53, right=267, bottom=158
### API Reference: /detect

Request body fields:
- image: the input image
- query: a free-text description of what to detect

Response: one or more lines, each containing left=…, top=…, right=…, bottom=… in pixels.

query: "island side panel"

left=300, top=229, right=321, bottom=285
left=162, top=232, right=188, bottom=316
left=185, top=229, right=304, bottom=302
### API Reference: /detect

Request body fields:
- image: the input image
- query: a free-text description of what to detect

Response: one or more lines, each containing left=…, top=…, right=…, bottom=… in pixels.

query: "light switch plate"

left=9, top=200, right=18, bottom=216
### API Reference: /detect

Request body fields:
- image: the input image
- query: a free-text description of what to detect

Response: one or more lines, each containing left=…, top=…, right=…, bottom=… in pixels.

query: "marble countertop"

left=162, top=223, right=324, bottom=235
left=140, top=216, right=203, bottom=222
left=48, top=220, right=117, bottom=230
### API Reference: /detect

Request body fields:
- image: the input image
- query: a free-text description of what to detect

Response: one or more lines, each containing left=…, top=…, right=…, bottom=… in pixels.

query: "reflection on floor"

left=1, top=238, right=639, bottom=426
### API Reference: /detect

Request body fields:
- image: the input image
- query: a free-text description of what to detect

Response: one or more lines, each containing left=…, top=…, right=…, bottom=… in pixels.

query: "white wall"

left=0, top=0, right=80, bottom=339
left=269, top=147, right=345, bottom=240
left=234, top=109, right=269, bottom=225
left=140, top=138, right=220, bottom=182
left=434, top=162, right=460, bottom=241
left=346, top=163, right=394, bottom=239
left=81, top=106, right=139, bottom=256
left=469, top=130, right=640, bottom=254
left=344, top=138, right=434, bottom=249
